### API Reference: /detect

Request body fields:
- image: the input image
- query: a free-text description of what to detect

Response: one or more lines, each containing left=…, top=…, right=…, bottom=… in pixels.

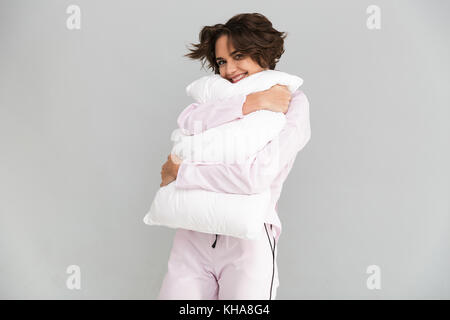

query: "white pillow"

left=143, top=70, right=303, bottom=239
left=170, top=109, right=286, bottom=164
left=143, top=183, right=271, bottom=239
left=186, top=69, right=303, bottom=103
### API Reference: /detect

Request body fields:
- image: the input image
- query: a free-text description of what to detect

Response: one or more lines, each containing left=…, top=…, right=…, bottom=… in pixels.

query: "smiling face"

left=215, top=34, right=268, bottom=83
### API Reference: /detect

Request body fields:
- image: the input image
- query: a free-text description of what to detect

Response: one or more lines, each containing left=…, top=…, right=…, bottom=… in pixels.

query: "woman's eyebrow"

left=216, top=50, right=239, bottom=61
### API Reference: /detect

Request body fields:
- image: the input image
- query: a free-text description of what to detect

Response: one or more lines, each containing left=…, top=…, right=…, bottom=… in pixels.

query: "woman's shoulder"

left=292, top=88, right=308, bottom=101
left=289, top=89, right=310, bottom=112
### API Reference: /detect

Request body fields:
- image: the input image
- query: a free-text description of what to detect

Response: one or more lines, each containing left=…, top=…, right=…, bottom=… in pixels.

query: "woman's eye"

left=217, top=54, right=242, bottom=66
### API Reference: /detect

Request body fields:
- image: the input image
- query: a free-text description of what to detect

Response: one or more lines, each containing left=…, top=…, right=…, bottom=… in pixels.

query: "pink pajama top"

left=174, top=89, right=311, bottom=242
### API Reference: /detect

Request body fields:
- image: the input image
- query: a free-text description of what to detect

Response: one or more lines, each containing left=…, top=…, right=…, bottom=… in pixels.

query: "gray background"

left=1, top=0, right=449, bottom=299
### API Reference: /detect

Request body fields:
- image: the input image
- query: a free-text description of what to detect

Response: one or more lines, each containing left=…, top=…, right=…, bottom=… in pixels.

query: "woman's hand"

left=160, top=154, right=182, bottom=187
left=243, top=84, right=292, bottom=115
left=261, top=84, right=292, bottom=113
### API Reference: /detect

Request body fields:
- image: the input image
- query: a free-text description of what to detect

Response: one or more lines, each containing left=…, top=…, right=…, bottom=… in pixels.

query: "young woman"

left=158, top=13, right=311, bottom=300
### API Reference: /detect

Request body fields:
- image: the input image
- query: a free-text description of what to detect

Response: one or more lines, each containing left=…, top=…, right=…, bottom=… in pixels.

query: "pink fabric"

left=177, top=94, right=248, bottom=134
left=157, top=223, right=279, bottom=300
left=174, top=89, right=311, bottom=243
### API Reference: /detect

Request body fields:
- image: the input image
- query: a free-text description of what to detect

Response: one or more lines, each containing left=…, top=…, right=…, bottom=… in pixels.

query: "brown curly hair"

left=184, top=13, right=288, bottom=74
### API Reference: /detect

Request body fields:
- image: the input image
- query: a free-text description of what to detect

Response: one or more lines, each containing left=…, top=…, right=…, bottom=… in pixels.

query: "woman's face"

left=215, top=34, right=268, bottom=83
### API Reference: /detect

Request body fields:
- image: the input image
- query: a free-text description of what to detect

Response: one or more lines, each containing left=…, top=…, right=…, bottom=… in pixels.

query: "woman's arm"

left=177, top=85, right=290, bottom=134
left=174, top=90, right=311, bottom=194
left=177, top=94, right=247, bottom=135
left=160, top=86, right=291, bottom=187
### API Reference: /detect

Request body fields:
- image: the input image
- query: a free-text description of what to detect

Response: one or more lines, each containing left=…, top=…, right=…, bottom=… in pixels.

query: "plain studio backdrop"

left=0, top=0, right=449, bottom=299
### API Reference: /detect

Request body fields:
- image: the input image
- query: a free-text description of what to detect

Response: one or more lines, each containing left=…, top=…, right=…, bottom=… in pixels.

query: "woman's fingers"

left=262, top=84, right=292, bottom=113
left=160, top=175, right=175, bottom=187
left=160, top=156, right=176, bottom=186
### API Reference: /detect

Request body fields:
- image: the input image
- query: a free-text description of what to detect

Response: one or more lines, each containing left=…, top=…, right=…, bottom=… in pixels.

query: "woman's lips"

left=231, top=72, right=248, bottom=83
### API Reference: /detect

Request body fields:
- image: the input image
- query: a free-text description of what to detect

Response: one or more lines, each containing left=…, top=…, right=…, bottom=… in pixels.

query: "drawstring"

left=264, top=224, right=276, bottom=300
left=211, top=234, right=218, bottom=248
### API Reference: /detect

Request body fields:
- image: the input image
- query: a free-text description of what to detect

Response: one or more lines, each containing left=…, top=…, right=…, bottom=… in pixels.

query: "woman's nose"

left=225, top=60, right=237, bottom=74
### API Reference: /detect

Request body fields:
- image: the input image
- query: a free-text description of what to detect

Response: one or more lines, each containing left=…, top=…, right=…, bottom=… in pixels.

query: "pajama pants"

left=157, top=223, right=279, bottom=300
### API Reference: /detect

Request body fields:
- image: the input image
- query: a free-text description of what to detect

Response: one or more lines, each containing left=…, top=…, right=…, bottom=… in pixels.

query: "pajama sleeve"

left=175, top=90, right=311, bottom=194
left=177, top=94, right=247, bottom=135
